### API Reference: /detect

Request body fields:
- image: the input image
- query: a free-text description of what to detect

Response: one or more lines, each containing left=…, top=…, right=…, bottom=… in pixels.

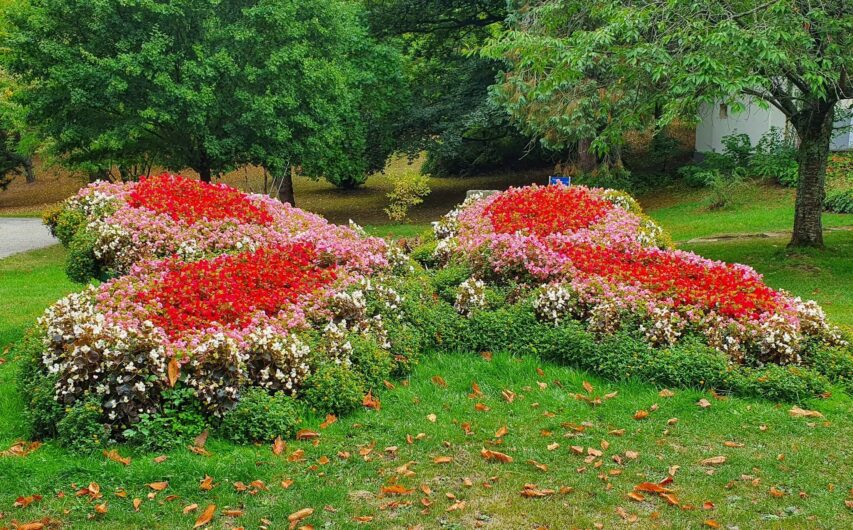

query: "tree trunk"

left=278, top=166, right=296, bottom=206
left=22, top=156, right=35, bottom=183
left=197, top=165, right=212, bottom=183
left=790, top=103, right=835, bottom=248
left=578, top=138, right=596, bottom=173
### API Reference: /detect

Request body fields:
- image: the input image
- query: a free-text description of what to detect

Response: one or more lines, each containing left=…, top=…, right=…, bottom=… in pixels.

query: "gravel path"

left=0, top=217, right=58, bottom=259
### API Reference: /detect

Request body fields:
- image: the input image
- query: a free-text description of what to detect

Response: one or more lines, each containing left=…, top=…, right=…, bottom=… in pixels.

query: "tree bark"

left=22, top=156, right=35, bottom=183
left=790, top=102, right=835, bottom=248
left=578, top=138, right=597, bottom=172
left=197, top=165, right=212, bottom=183
left=278, top=166, right=296, bottom=206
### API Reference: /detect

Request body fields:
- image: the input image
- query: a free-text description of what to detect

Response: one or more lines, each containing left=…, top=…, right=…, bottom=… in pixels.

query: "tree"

left=484, top=0, right=853, bottom=247
left=3, top=0, right=403, bottom=204
left=366, top=0, right=562, bottom=176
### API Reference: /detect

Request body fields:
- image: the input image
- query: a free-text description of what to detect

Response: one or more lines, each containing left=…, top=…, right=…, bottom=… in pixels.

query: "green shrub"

left=349, top=335, right=395, bottom=390
left=302, top=364, right=365, bottom=415
left=219, top=388, right=300, bottom=444
left=122, top=386, right=208, bottom=451
left=804, top=344, right=853, bottom=394
left=430, top=264, right=473, bottom=303
left=65, top=229, right=100, bottom=283
left=750, top=128, right=798, bottom=187
left=16, top=329, right=64, bottom=439
left=48, top=207, right=87, bottom=246
left=384, top=171, right=431, bottom=222
left=56, top=396, right=109, bottom=453
left=384, top=320, right=426, bottom=376
left=824, top=189, right=853, bottom=214
left=410, top=240, right=439, bottom=267
left=725, top=365, right=829, bottom=403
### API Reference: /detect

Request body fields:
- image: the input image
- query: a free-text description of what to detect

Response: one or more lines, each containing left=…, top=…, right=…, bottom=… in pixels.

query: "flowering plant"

left=47, top=173, right=390, bottom=278
left=38, top=242, right=409, bottom=435
left=435, top=184, right=844, bottom=365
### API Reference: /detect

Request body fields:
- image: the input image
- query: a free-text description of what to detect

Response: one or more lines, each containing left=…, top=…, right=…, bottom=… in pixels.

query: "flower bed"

left=35, top=241, right=416, bottom=439
left=45, top=174, right=390, bottom=280
left=428, top=184, right=845, bottom=366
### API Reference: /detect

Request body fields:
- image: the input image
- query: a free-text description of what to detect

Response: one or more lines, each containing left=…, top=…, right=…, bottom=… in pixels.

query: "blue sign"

left=548, top=175, right=571, bottom=186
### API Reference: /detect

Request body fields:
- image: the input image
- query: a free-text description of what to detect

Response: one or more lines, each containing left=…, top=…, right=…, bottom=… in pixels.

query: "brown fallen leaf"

left=789, top=406, right=823, bottom=418
left=582, top=381, right=594, bottom=394
left=288, top=508, right=314, bottom=529
left=698, top=399, right=712, bottom=408
left=433, top=456, right=453, bottom=464
left=1, top=440, right=42, bottom=457
left=431, top=375, right=447, bottom=387
left=320, top=414, right=337, bottom=429
left=495, top=425, right=509, bottom=438
left=184, top=503, right=199, bottom=514
left=363, top=391, right=381, bottom=410
left=167, top=357, right=180, bottom=387
left=474, top=402, right=490, bottom=412
left=153, top=455, right=168, bottom=464
left=94, top=502, right=108, bottom=514
left=199, top=475, right=214, bottom=491
left=296, top=429, right=320, bottom=441
left=103, top=449, right=131, bottom=466
left=194, top=504, right=216, bottom=528
left=133, top=498, right=142, bottom=511
left=527, top=459, right=548, bottom=472
left=148, top=482, right=168, bottom=491
left=273, top=436, right=285, bottom=455
left=446, top=500, right=466, bottom=511
left=15, top=494, right=43, bottom=508
left=634, top=482, right=673, bottom=494
left=723, top=441, right=744, bottom=448
left=501, top=389, right=516, bottom=403
left=481, top=448, right=513, bottom=463
left=659, top=388, right=675, bottom=398
left=700, top=456, right=727, bottom=466
left=633, top=410, right=649, bottom=420
left=381, top=484, right=414, bottom=496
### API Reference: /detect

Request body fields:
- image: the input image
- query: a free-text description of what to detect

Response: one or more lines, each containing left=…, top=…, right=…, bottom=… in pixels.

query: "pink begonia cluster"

left=60, top=176, right=390, bottom=275
left=436, top=185, right=844, bottom=365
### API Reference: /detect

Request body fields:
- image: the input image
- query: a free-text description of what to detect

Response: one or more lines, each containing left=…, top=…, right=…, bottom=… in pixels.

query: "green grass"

left=1, top=352, right=851, bottom=528
left=641, top=183, right=852, bottom=242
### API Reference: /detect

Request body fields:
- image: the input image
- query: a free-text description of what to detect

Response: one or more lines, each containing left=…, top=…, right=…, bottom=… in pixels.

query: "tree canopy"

left=484, top=0, right=853, bottom=247
left=3, top=0, right=404, bottom=202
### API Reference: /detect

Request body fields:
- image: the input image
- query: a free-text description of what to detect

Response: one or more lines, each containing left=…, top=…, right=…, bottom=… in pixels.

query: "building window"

left=719, top=103, right=728, bottom=119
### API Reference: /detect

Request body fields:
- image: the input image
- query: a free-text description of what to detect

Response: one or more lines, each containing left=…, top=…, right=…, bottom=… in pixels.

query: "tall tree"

left=485, top=0, right=853, bottom=247
left=366, top=0, right=561, bottom=176
left=3, top=0, right=403, bottom=204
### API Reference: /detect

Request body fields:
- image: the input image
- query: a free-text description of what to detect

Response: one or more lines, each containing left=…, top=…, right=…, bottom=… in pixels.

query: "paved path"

left=0, top=217, right=58, bottom=259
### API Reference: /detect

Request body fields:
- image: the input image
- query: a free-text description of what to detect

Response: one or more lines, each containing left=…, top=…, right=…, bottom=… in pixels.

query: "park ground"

left=0, top=164, right=851, bottom=528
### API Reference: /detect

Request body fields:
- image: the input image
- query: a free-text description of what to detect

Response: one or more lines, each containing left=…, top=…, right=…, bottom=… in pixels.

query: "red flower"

left=485, top=186, right=612, bottom=236
left=127, top=174, right=273, bottom=225
left=555, top=243, right=779, bottom=319
left=136, top=243, right=336, bottom=337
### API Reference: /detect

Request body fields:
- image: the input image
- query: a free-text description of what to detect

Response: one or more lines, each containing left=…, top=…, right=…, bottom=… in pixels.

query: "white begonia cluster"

left=587, top=300, right=624, bottom=336
left=322, top=321, right=354, bottom=365
left=753, top=313, right=802, bottom=365
left=184, top=333, right=245, bottom=414
left=533, top=283, right=574, bottom=324
left=601, top=190, right=641, bottom=213
left=386, top=243, right=415, bottom=274
left=67, top=190, right=116, bottom=217
left=637, top=219, right=667, bottom=248
left=454, top=277, right=487, bottom=317
left=246, top=327, right=311, bottom=393
left=89, top=219, right=137, bottom=271
left=795, top=298, right=847, bottom=346
left=330, top=289, right=368, bottom=324
left=640, top=306, right=686, bottom=346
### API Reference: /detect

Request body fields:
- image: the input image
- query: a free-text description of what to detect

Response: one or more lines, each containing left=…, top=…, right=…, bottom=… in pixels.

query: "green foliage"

left=56, top=395, right=109, bottom=453
left=824, top=189, right=853, bottom=214
left=49, top=208, right=87, bottom=246
left=65, top=229, right=99, bottom=283
left=219, top=388, right=300, bottom=444
left=122, top=387, right=208, bottom=452
left=349, top=335, right=395, bottom=390
left=302, top=364, right=365, bottom=415
left=429, top=263, right=473, bottom=303
left=750, top=128, right=799, bottom=187
left=16, top=328, right=63, bottom=439
left=804, top=343, right=853, bottom=394
left=3, top=0, right=404, bottom=187
left=384, top=171, right=431, bottom=222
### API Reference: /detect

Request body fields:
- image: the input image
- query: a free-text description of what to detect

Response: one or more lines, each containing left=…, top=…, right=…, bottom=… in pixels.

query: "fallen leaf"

left=634, top=482, right=673, bottom=494
left=15, top=494, right=42, bottom=508
left=789, top=406, right=823, bottom=418
left=527, top=459, right=548, bottom=472
left=700, top=456, right=727, bottom=466
left=133, top=498, right=142, bottom=511
left=659, top=388, right=675, bottom=398
left=698, top=399, right=711, bottom=408
left=289, top=508, right=314, bottom=529
left=148, top=482, right=168, bottom=491
left=433, top=456, right=452, bottom=464
left=167, top=357, right=180, bottom=387
left=723, top=441, right=744, bottom=448
left=296, top=430, right=320, bottom=441
left=273, top=436, right=285, bottom=455
left=199, top=475, right=214, bottom=491
left=153, top=455, right=168, bottom=464
left=320, top=414, right=337, bottom=429
left=193, top=504, right=216, bottom=528
left=633, top=410, right=649, bottom=420
left=495, top=425, right=509, bottom=438
left=381, top=484, right=414, bottom=496
left=481, top=448, right=513, bottom=463
left=582, top=381, right=594, bottom=394
left=184, top=503, right=199, bottom=514
left=431, top=375, right=447, bottom=387
left=363, top=391, right=381, bottom=410
left=103, top=449, right=131, bottom=466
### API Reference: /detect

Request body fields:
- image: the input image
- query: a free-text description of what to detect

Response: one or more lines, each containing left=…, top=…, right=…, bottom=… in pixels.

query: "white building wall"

left=695, top=98, right=853, bottom=153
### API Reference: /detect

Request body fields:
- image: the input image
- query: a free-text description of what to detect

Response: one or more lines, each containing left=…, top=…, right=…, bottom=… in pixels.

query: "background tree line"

left=1, top=0, right=850, bottom=247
